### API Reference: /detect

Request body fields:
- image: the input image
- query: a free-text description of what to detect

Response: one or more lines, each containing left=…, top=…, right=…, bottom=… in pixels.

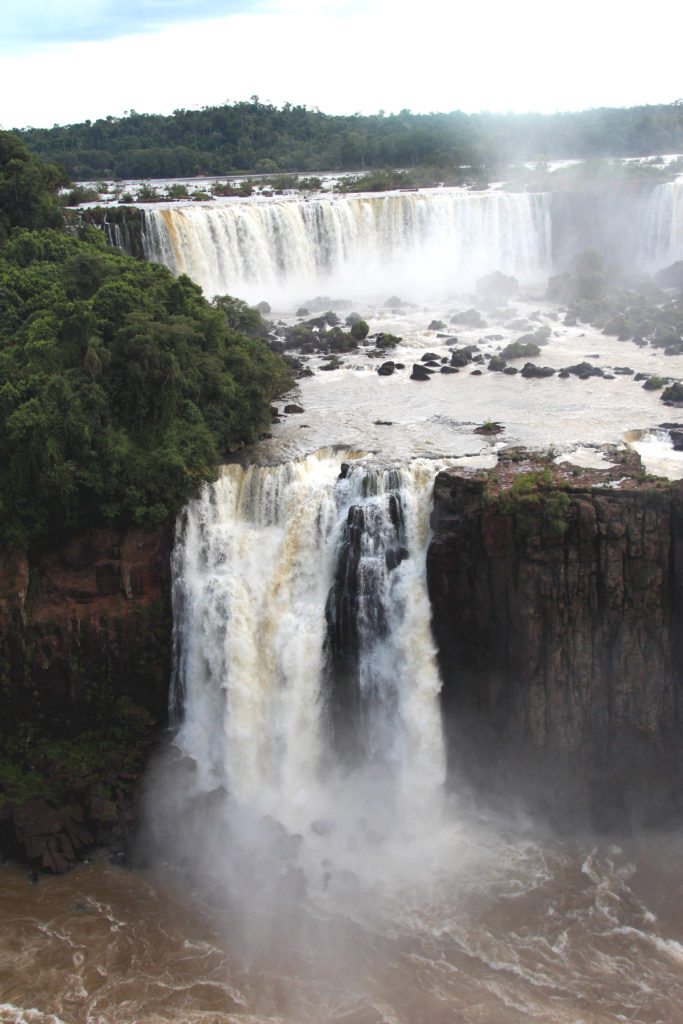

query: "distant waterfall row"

left=141, top=189, right=552, bottom=304
left=641, top=182, right=683, bottom=269
left=170, top=451, right=446, bottom=832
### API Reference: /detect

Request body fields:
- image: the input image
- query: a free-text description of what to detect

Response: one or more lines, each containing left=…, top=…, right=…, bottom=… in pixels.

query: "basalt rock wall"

left=427, top=460, right=683, bottom=823
left=0, top=526, right=172, bottom=734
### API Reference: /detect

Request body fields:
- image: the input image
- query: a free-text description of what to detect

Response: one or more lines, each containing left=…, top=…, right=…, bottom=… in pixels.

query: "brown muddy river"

left=2, top=820, right=683, bottom=1024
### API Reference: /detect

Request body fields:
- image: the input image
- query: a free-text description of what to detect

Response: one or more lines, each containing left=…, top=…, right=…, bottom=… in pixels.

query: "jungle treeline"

left=13, top=99, right=683, bottom=181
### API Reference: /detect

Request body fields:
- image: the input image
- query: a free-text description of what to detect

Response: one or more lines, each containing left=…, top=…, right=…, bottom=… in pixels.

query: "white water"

left=641, top=181, right=683, bottom=269
left=170, top=449, right=447, bottom=848
left=141, top=189, right=552, bottom=304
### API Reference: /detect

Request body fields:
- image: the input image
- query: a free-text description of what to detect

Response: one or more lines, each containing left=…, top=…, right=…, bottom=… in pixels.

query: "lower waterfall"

left=168, top=449, right=446, bottom=848
left=141, top=189, right=552, bottom=304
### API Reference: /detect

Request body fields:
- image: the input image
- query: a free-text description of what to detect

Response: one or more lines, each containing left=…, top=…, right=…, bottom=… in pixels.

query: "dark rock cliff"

left=0, top=526, right=172, bottom=871
left=0, top=526, right=172, bottom=731
left=427, top=449, right=683, bottom=824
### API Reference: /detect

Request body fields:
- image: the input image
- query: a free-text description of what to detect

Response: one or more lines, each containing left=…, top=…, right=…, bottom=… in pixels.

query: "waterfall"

left=641, top=182, right=683, bottom=269
left=141, top=189, right=552, bottom=304
left=169, top=449, right=447, bottom=840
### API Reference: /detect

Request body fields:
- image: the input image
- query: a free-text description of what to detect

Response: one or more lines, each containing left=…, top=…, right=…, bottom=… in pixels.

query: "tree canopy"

left=0, top=133, right=290, bottom=550
left=13, top=100, right=683, bottom=180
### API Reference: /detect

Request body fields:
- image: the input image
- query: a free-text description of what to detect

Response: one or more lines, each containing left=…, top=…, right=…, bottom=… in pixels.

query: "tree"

left=0, top=132, right=66, bottom=243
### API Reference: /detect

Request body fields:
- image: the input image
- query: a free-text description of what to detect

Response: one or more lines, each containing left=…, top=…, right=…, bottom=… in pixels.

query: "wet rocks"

left=385, top=546, right=409, bottom=571
left=450, top=308, right=486, bottom=328
left=410, top=364, right=432, bottom=381
left=662, top=382, right=683, bottom=405
left=377, top=362, right=396, bottom=376
left=488, top=356, right=507, bottom=372
left=375, top=332, right=401, bottom=349
left=501, top=340, right=541, bottom=360
left=561, top=362, right=604, bottom=378
left=521, top=362, right=555, bottom=378
left=450, top=349, right=471, bottom=368
left=284, top=403, right=304, bottom=413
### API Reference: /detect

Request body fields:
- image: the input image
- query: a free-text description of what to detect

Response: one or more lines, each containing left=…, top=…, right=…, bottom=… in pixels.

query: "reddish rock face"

left=0, top=526, right=173, bottom=732
left=427, top=456, right=683, bottom=824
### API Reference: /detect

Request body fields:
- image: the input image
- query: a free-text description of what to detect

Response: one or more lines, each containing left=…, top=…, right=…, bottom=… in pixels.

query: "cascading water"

left=168, top=449, right=447, bottom=857
left=141, top=189, right=552, bottom=304
left=641, top=181, right=683, bottom=269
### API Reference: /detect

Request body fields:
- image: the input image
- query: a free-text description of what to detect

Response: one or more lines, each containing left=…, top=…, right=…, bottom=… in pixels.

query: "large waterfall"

left=168, top=450, right=446, bottom=858
left=141, top=189, right=552, bottom=304
left=641, top=181, right=683, bottom=269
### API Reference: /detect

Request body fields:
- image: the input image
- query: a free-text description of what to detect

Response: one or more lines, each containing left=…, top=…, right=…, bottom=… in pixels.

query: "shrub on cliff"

left=0, top=228, right=291, bottom=549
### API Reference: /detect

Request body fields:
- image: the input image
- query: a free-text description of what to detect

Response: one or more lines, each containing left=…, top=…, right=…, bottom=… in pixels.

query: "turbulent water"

left=641, top=181, right=683, bottom=269
left=141, top=189, right=552, bottom=303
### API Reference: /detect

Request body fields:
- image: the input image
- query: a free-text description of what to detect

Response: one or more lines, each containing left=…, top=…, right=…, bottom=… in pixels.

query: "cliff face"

left=0, top=526, right=172, bottom=733
left=427, top=451, right=683, bottom=822
left=0, top=526, right=173, bottom=871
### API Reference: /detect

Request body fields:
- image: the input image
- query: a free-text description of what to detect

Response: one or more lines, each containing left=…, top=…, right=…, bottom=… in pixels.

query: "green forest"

left=0, top=132, right=290, bottom=551
left=14, top=100, right=683, bottom=181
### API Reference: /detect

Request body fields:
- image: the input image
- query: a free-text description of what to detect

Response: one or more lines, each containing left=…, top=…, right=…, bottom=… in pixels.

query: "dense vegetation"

left=0, top=133, right=290, bottom=550
left=14, top=100, right=683, bottom=180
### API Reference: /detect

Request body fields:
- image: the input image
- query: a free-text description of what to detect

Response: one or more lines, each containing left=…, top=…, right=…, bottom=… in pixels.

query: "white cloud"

left=1, top=0, right=680, bottom=129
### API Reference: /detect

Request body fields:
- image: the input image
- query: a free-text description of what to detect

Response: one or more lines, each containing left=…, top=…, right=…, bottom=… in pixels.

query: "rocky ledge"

left=427, top=447, right=683, bottom=825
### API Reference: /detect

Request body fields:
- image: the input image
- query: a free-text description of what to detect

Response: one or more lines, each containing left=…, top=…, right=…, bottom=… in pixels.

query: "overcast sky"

left=1, top=0, right=681, bottom=129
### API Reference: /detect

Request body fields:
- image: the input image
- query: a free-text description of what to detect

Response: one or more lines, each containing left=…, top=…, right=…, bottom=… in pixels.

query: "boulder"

left=561, top=362, right=604, bottom=378
left=284, top=404, right=304, bottom=414
left=521, top=363, right=555, bottom=378
left=500, top=340, right=541, bottom=360
left=450, top=308, right=486, bottom=328
left=450, top=350, right=470, bottom=368
left=661, top=382, right=683, bottom=405
left=410, top=365, right=432, bottom=381
left=377, top=362, right=395, bottom=376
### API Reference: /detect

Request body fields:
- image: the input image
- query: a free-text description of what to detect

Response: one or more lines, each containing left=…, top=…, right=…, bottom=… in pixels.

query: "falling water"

left=641, top=181, right=683, bottom=269
left=169, top=449, right=446, bottom=839
left=141, top=189, right=552, bottom=303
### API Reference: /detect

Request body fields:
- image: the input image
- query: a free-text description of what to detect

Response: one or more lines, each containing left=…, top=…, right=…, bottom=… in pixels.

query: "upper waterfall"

left=141, top=189, right=552, bottom=304
left=641, top=181, right=683, bottom=269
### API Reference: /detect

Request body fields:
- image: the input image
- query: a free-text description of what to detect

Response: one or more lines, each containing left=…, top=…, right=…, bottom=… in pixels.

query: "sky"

left=1, top=0, right=681, bottom=129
